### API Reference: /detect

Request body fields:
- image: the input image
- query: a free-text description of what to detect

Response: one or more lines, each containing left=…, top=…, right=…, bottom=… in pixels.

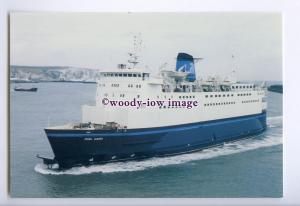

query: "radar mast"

left=128, top=33, right=143, bottom=69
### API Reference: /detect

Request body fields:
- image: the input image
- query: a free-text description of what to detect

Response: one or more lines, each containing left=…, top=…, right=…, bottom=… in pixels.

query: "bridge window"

left=142, top=73, right=150, bottom=80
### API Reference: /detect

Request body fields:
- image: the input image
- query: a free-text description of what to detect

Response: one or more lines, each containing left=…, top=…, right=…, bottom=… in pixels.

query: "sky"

left=10, top=12, right=282, bottom=81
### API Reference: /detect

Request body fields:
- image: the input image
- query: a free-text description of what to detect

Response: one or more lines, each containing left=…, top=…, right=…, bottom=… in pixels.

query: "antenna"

left=159, top=62, right=168, bottom=71
left=231, top=54, right=238, bottom=72
left=128, top=33, right=143, bottom=68
left=230, top=54, right=239, bottom=82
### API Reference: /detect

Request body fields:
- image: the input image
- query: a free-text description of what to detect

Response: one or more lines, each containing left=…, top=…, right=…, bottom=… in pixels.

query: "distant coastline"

left=10, top=65, right=100, bottom=83
left=10, top=65, right=282, bottom=84
left=10, top=79, right=96, bottom=84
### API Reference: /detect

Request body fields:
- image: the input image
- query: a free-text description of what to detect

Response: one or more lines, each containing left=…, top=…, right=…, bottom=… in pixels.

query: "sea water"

left=10, top=82, right=282, bottom=197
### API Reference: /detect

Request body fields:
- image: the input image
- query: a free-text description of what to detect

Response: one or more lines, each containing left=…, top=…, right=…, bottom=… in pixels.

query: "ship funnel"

left=176, top=53, right=196, bottom=82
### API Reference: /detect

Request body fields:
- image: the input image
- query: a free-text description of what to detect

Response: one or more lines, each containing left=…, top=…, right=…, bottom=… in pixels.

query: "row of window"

left=104, top=93, right=125, bottom=97
left=204, top=102, right=236, bottom=106
left=232, top=85, right=254, bottom=89
left=205, top=93, right=253, bottom=98
left=156, top=95, right=196, bottom=99
left=179, top=95, right=196, bottom=99
left=102, top=73, right=150, bottom=78
left=242, top=100, right=259, bottom=103
left=128, top=84, right=142, bottom=88
left=205, top=94, right=234, bottom=98
left=103, top=93, right=259, bottom=100
left=100, top=83, right=142, bottom=88
left=237, top=93, right=252, bottom=96
left=103, top=73, right=141, bottom=77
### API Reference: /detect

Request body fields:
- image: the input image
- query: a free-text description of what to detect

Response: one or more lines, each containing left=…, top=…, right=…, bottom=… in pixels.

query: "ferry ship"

left=38, top=40, right=267, bottom=169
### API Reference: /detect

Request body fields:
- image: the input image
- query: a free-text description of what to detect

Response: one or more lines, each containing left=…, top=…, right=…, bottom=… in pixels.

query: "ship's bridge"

left=95, top=65, right=161, bottom=105
left=98, top=64, right=151, bottom=82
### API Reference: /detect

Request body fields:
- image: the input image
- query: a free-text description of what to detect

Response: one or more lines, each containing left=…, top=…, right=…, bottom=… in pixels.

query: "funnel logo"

left=177, top=62, right=194, bottom=73
left=176, top=53, right=196, bottom=82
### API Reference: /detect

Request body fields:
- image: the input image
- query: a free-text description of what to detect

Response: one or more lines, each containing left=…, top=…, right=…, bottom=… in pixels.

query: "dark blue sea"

left=10, top=82, right=282, bottom=197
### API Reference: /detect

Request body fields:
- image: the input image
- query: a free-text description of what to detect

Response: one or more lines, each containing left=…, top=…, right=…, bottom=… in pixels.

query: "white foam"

left=35, top=116, right=282, bottom=175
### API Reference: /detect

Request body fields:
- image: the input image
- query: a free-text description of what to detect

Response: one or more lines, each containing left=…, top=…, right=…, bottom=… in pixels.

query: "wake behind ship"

left=38, top=40, right=267, bottom=169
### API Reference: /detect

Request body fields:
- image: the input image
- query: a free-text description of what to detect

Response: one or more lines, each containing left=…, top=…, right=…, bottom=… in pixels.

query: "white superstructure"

left=82, top=36, right=266, bottom=129
left=82, top=65, right=267, bottom=129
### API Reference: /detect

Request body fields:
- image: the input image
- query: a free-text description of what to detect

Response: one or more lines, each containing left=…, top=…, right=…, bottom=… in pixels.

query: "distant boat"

left=267, top=84, right=283, bottom=94
left=14, top=87, right=38, bottom=92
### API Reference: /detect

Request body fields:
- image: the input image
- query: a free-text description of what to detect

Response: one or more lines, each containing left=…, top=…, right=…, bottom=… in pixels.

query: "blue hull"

left=44, top=112, right=267, bottom=169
